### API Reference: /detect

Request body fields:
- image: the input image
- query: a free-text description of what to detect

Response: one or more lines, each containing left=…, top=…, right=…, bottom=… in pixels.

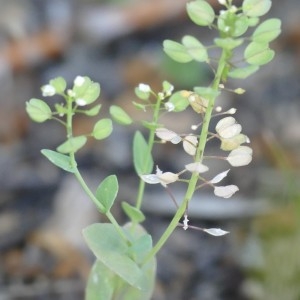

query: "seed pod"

left=188, top=93, right=208, bottom=113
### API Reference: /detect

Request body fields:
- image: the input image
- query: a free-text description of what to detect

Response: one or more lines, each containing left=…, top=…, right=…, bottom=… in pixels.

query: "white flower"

left=74, top=76, right=85, bottom=87
left=67, top=89, right=76, bottom=97
left=75, top=98, right=87, bottom=106
left=165, top=102, right=175, bottom=112
left=214, top=185, right=239, bottom=198
left=41, top=84, right=56, bottom=97
left=218, top=0, right=227, bottom=5
left=141, top=166, right=178, bottom=187
left=138, top=83, right=151, bottom=93
left=183, top=135, right=198, bottom=155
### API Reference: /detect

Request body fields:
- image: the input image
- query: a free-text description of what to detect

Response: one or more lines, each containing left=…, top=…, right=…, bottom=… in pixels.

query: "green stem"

left=143, top=49, right=229, bottom=264
left=65, top=96, right=127, bottom=241
left=135, top=94, right=163, bottom=210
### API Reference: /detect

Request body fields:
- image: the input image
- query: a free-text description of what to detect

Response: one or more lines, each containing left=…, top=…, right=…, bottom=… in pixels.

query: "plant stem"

left=65, top=96, right=127, bottom=241
left=135, top=94, right=163, bottom=210
left=143, top=49, right=229, bottom=264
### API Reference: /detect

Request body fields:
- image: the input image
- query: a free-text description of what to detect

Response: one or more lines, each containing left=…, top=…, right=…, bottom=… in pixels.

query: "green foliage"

left=50, top=77, right=67, bottom=94
left=83, top=223, right=156, bottom=300
left=26, top=99, right=52, bottom=122
left=186, top=0, right=215, bottom=26
left=57, top=136, right=87, bottom=154
left=109, top=105, right=133, bottom=125
left=92, top=118, right=113, bottom=140
left=133, top=131, right=154, bottom=175
left=122, top=202, right=145, bottom=223
left=96, top=175, right=119, bottom=213
left=25, top=1, right=281, bottom=299
left=41, top=149, right=76, bottom=173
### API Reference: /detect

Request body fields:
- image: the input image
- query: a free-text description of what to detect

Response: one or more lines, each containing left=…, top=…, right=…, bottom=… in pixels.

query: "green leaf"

left=54, top=103, right=67, bottom=116
left=96, top=175, right=118, bottom=213
left=56, top=136, right=87, bottom=154
left=122, top=202, right=145, bottom=223
left=244, top=42, right=275, bottom=65
left=182, top=35, right=208, bottom=62
left=186, top=0, right=215, bottom=26
left=252, top=18, right=282, bottom=43
left=243, top=0, right=271, bottom=17
left=132, top=101, right=146, bottom=111
left=141, top=121, right=161, bottom=131
left=133, top=131, right=153, bottom=175
left=162, top=81, right=174, bottom=94
left=109, top=105, right=133, bottom=125
left=41, top=149, right=76, bottom=173
left=193, top=86, right=220, bottom=99
left=163, top=40, right=193, bottom=63
left=134, top=87, right=150, bottom=101
left=73, top=76, right=101, bottom=105
left=214, top=38, right=244, bottom=50
left=228, top=65, right=259, bottom=78
left=166, top=91, right=190, bottom=112
left=92, top=118, right=113, bottom=140
left=217, top=11, right=248, bottom=37
left=49, top=77, right=67, bottom=94
left=26, top=98, right=52, bottom=123
left=85, top=223, right=156, bottom=300
left=81, top=104, right=102, bottom=116
left=85, top=260, right=115, bottom=300
left=83, top=223, right=144, bottom=290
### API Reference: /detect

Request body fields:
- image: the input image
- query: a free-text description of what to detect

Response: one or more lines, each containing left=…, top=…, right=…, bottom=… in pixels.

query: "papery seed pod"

left=188, top=93, right=208, bottom=113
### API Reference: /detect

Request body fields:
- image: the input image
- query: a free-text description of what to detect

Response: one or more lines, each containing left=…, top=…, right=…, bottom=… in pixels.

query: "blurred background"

left=0, top=0, right=299, bottom=299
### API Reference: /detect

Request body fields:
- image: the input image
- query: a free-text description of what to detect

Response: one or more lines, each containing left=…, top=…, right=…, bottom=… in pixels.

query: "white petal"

left=227, top=146, right=253, bottom=167
left=165, top=102, right=175, bottom=112
left=156, top=128, right=179, bottom=142
left=185, top=162, right=209, bottom=173
left=170, top=135, right=182, bottom=144
left=158, top=172, right=178, bottom=186
left=203, top=228, right=229, bottom=236
left=210, top=169, right=230, bottom=184
left=76, top=98, right=87, bottom=106
left=138, top=83, right=151, bottom=93
left=140, top=174, right=160, bottom=184
left=183, top=135, right=198, bottom=156
left=214, top=185, right=239, bottom=198
left=74, top=76, right=85, bottom=86
left=42, top=85, right=56, bottom=97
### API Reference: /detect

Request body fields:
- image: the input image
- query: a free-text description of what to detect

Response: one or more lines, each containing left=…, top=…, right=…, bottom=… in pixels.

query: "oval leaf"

left=242, top=0, right=271, bottom=17
left=49, top=77, right=67, bottom=94
left=41, top=149, right=76, bottom=173
left=96, top=175, right=118, bottom=213
left=182, top=35, right=208, bottom=62
left=109, top=105, right=133, bottom=125
left=252, top=18, right=282, bottom=43
left=163, top=40, right=193, bottom=63
left=187, top=0, right=215, bottom=26
left=166, top=91, right=190, bottom=112
left=26, top=98, right=52, bottom=123
left=244, top=42, right=275, bottom=65
left=228, top=65, right=259, bottom=79
left=56, top=136, right=87, bottom=154
left=82, top=104, right=101, bottom=116
left=122, top=202, right=145, bottom=223
left=93, top=118, right=113, bottom=140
